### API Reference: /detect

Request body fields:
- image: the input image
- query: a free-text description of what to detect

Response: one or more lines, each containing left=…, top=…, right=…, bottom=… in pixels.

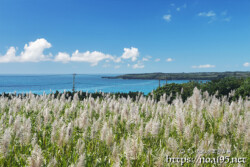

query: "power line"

left=72, top=73, right=76, bottom=92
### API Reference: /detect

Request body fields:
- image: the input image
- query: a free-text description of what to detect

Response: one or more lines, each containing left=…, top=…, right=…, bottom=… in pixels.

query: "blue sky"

left=0, top=0, right=249, bottom=74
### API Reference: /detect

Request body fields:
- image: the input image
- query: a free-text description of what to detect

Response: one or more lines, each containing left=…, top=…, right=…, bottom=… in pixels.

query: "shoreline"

left=102, top=71, right=250, bottom=80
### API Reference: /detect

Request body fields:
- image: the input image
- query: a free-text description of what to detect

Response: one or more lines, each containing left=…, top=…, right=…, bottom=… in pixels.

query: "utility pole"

left=72, top=73, right=76, bottom=92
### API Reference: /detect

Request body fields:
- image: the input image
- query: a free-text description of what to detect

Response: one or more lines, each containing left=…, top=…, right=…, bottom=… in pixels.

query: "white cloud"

left=163, top=14, right=171, bottom=22
left=0, top=39, right=142, bottom=67
left=54, top=51, right=120, bottom=66
left=54, top=52, right=71, bottom=63
left=121, top=47, right=139, bottom=62
left=243, top=62, right=250, bottom=67
left=198, top=11, right=217, bottom=23
left=155, top=58, right=160, bottom=62
left=0, top=38, right=52, bottom=63
left=20, top=38, right=52, bottom=62
left=112, top=57, right=122, bottom=63
left=198, top=11, right=216, bottom=17
left=192, top=64, right=215, bottom=68
left=198, top=10, right=231, bottom=23
left=166, top=58, right=173, bottom=62
left=53, top=51, right=122, bottom=67
left=133, top=62, right=144, bottom=69
left=71, top=50, right=114, bottom=66
left=0, top=47, right=17, bottom=63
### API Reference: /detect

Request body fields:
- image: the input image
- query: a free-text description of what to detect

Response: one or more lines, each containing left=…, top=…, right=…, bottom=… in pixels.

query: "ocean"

left=0, top=74, right=192, bottom=94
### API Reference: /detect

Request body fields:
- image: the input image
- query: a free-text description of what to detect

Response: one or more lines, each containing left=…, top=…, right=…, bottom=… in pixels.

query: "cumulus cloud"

left=112, top=57, right=122, bottom=63
left=166, top=58, right=173, bottom=62
left=243, top=62, right=250, bottom=67
left=155, top=58, right=160, bottom=62
left=121, top=47, right=139, bottom=62
left=0, top=47, right=17, bottom=63
left=54, top=52, right=71, bottom=63
left=163, top=14, right=171, bottom=22
left=0, top=39, right=143, bottom=68
left=192, top=64, right=215, bottom=68
left=71, top=50, right=115, bottom=66
left=0, top=38, right=52, bottom=63
left=54, top=50, right=116, bottom=66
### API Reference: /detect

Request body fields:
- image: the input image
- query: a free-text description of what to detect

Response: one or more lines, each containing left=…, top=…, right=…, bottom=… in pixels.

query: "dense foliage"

left=104, top=72, right=250, bottom=80
left=0, top=88, right=249, bottom=166
left=153, top=77, right=250, bottom=102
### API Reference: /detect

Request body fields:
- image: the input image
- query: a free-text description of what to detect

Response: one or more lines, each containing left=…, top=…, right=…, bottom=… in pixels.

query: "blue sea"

left=0, top=74, right=194, bottom=95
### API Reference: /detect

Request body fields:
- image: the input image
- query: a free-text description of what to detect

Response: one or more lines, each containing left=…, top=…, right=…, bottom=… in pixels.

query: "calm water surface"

left=0, top=74, right=197, bottom=94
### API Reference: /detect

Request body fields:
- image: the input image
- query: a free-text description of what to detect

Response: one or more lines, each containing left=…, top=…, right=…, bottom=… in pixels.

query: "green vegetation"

left=0, top=77, right=249, bottom=166
left=0, top=87, right=249, bottom=166
left=103, top=71, right=250, bottom=80
left=153, top=77, right=250, bottom=102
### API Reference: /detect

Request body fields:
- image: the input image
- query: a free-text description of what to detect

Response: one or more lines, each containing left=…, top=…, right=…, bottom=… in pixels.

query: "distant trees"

left=152, top=77, right=250, bottom=102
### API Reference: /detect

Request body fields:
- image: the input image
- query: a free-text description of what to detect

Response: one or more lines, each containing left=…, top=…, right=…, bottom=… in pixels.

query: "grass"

left=0, top=88, right=249, bottom=166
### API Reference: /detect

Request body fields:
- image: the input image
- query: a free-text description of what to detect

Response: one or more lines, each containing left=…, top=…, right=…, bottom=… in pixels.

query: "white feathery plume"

left=76, top=153, right=86, bottom=167
left=13, top=115, right=21, bottom=134
left=9, top=115, right=13, bottom=125
left=27, top=144, right=44, bottom=167
left=76, top=138, right=85, bottom=155
left=58, top=124, right=66, bottom=146
left=65, top=122, right=73, bottom=143
left=190, top=87, right=202, bottom=111
left=151, top=118, right=160, bottom=136
left=167, top=137, right=178, bottom=154
left=218, top=139, right=231, bottom=156
left=145, top=119, right=152, bottom=135
left=31, top=134, right=37, bottom=147
left=184, top=124, right=191, bottom=141
left=43, top=108, right=51, bottom=125
left=0, top=128, right=12, bottom=157
left=51, top=120, right=58, bottom=144
left=48, top=157, right=57, bottom=167
left=100, top=122, right=108, bottom=141
left=175, top=107, right=185, bottom=133
left=154, top=149, right=165, bottom=167
left=124, top=136, right=143, bottom=160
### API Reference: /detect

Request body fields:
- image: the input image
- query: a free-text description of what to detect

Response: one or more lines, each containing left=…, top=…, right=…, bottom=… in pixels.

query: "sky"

left=0, top=0, right=250, bottom=74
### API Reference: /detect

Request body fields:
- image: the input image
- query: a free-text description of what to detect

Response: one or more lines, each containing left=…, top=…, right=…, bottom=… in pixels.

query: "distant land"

left=102, top=71, right=250, bottom=80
